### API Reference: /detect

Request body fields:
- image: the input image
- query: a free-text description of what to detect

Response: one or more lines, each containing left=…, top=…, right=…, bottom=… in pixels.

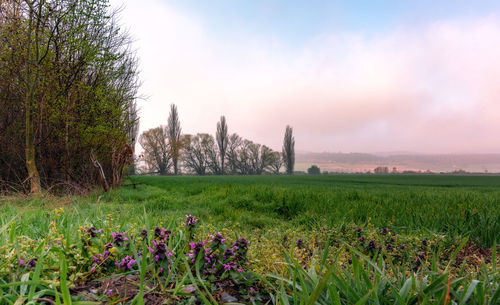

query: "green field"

left=103, top=175, right=499, bottom=246
left=1, top=175, right=499, bottom=304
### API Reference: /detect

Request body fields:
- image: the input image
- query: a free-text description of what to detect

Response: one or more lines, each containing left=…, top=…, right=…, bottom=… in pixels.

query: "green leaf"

left=59, top=253, right=72, bottom=305
left=459, top=280, right=479, bottom=305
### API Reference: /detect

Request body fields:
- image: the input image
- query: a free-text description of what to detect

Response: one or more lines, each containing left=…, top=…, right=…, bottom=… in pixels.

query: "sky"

left=110, top=0, right=500, bottom=154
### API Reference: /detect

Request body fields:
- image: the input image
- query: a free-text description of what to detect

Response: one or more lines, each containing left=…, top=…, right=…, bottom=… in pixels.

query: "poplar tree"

left=216, top=116, right=228, bottom=174
left=167, top=104, right=182, bottom=175
left=282, top=125, right=295, bottom=175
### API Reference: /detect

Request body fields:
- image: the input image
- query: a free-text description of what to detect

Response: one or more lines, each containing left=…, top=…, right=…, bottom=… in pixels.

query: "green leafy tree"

left=0, top=0, right=140, bottom=193
left=307, top=165, right=321, bottom=175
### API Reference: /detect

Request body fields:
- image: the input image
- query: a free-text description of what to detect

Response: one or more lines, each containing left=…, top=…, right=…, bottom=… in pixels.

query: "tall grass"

left=267, top=243, right=499, bottom=305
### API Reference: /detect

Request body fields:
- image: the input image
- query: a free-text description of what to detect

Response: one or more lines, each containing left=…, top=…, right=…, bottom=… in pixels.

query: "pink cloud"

left=111, top=0, right=500, bottom=153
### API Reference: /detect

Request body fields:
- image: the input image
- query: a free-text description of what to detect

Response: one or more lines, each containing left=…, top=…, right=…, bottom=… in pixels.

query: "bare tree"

left=269, top=151, right=283, bottom=174
left=206, top=140, right=221, bottom=174
left=226, top=133, right=242, bottom=174
left=247, top=141, right=261, bottom=174
left=216, top=116, right=228, bottom=174
left=246, top=143, right=275, bottom=174
left=181, top=129, right=280, bottom=176
left=282, top=125, right=295, bottom=175
left=182, top=133, right=213, bottom=175
left=167, top=104, right=181, bottom=175
left=235, top=139, right=252, bottom=174
left=259, top=145, right=275, bottom=174
left=139, top=127, right=171, bottom=175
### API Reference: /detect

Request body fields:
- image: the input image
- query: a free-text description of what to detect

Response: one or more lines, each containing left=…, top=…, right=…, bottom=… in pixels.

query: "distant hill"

left=295, top=152, right=500, bottom=173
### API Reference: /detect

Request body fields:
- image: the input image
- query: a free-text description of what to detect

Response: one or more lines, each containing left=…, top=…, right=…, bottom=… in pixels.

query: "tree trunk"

left=25, top=99, right=42, bottom=194
left=24, top=0, right=42, bottom=194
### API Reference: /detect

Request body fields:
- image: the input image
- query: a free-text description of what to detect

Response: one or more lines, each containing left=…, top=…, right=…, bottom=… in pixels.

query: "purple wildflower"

left=210, top=232, right=225, bottom=247
left=85, top=227, right=99, bottom=238
left=185, top=215, right=199, bottom=228
left=115, top=255, right=136, bottom=270
left=367, top=240, right=377, bottom=251
left=27, top=258, right=37, bottom=269
left=380, top=228, right=390, bottom=235
left=112, top=232, right=128, bottom=246
left=249, top=287, right=257, bottom=296
left=188, top=242, right=204, bottom=258
left=141, top=228, right=148, bottom=239
left=223, top=248, right=234, bottom=259
left=149, top=240, right=167, bottom=261
left=249, top=287, right=258, bottom=300
left=154, top=226, right=162, bottom=238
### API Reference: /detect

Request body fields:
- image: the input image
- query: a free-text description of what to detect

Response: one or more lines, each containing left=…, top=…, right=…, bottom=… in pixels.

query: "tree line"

left=0, top=0, right=139, bottom=194
left=139, top=105, right=295, bottom=175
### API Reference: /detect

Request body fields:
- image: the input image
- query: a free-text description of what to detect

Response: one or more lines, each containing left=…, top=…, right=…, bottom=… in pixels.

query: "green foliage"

left=307, top=165, right=321, bottom=175
left=0, top=0, right=140, bottom=192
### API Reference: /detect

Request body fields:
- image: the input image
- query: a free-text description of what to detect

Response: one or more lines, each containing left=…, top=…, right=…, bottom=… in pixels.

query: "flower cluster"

left=210, top=233, right=225, bottom=247
left=140, top=228, right=148, bottom=239
left=81, top=226, right=104, bottom=247
left=80, top=218, right=252, bottom=287
left=347, top=225, right=442, bottom=272
left=154, top=226, right=172, bottom=241
left=186, top=233, right=249, bottom=280
left=84, top=227, right=103, bottom=238
left=188, top=242, right=204, bottom=261
left=112, top=232, right=129, bottom=246
left=19, top=258, right=37, bottom=269
left=90, top=248, right=113, bottom=273
left=379, top=227, right=390, bottom=235
left=185, top=214, right=199, bottom=228
left=115, top=255, right=137, bottom=270
left=148, top=240, right=173, bottom=262
left=295, top=238, right=304, bottom=248
left=232, top=237, right=250, bottom=261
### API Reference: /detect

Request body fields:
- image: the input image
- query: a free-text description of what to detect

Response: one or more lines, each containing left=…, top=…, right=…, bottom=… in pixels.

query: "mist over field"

left=295, top=152, right=500, bottom=173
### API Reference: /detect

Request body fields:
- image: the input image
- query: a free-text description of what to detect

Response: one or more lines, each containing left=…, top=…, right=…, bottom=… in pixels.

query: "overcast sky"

left=110, top=0, right=500, bottom=154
